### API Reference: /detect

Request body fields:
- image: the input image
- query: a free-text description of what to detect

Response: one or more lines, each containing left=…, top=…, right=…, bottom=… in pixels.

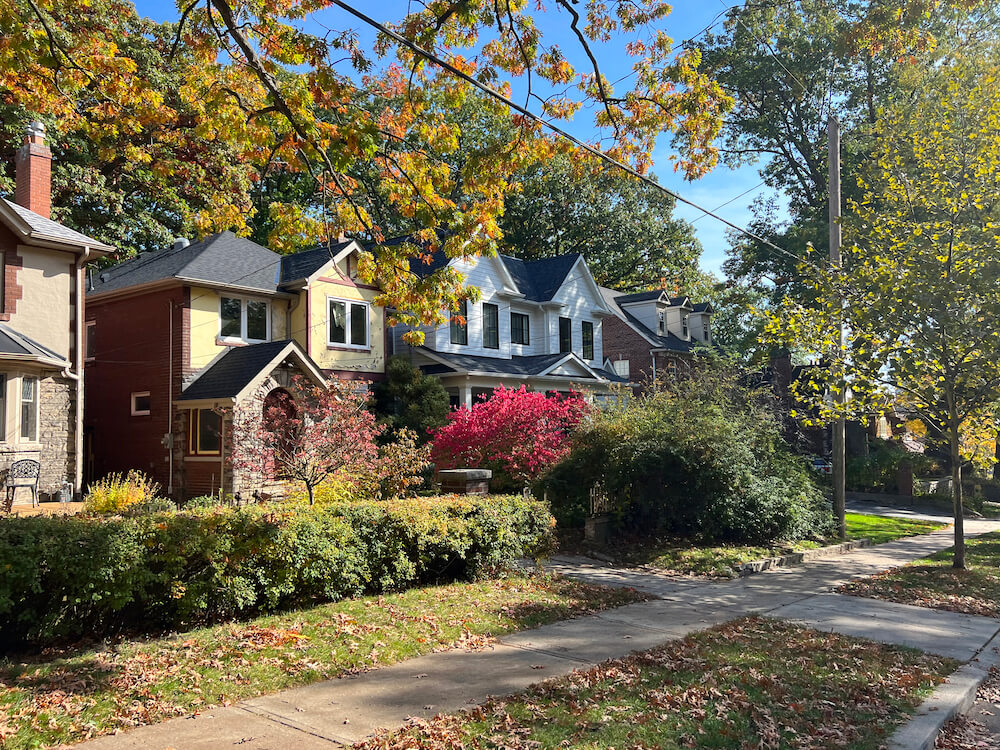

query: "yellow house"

left=85, top=234, right=385, bottom=500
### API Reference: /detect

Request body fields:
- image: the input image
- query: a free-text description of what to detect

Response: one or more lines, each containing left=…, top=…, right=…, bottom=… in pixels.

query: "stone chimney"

left=15, top=120, right=51, bottom=218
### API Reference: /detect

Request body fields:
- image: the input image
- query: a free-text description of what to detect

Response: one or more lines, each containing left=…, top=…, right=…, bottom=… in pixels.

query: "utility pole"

left=829, top=115, right=846, bottom=540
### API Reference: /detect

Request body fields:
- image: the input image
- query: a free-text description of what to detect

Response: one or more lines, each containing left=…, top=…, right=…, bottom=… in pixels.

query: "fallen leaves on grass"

left=0, top=575, right=645, bottom=750
left=356, top=617, right=954, bottom=750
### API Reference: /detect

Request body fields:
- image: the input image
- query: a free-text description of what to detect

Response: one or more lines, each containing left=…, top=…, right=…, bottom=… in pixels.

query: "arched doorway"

left=262, top=388, right=297, bottom=478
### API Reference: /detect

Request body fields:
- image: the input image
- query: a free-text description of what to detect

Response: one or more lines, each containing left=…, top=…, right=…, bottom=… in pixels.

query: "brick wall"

left=84, top=286, right=186, bottom=492
left=601, top=315, right=690, bottom=387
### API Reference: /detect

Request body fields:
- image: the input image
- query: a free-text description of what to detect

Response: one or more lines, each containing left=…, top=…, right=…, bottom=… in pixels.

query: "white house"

left=390, top=251, right=627, bottom=407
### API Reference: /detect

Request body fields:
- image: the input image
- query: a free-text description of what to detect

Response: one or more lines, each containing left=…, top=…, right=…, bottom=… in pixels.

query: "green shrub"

left=537, top=364, right=833, bottom=545
left=0, top=494, right=554, bottom=648
left=846, top=438, right=934, bottom=493
left=84, top=470, right=160, bottom=513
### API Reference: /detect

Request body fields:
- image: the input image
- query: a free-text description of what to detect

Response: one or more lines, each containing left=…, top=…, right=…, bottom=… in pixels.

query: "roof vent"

left=172, top=237, right=190, bottom=250
left=100, top=272, right=110, bottom=283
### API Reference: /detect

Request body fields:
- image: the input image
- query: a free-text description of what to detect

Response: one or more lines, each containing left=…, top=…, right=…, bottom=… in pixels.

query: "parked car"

left=808, top=456, right=833, bottom=475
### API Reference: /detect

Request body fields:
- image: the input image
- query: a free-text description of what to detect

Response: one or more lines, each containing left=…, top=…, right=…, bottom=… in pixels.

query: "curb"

left=887, top=629, right=1000, bottom=750
left=737, top=538, right=872, bottom=574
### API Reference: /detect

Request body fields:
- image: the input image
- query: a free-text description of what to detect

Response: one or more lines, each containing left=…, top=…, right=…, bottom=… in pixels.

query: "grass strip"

left=0, top=574, right=644, bottom=749
left=356, top=616, right=956, bottom=750
left=634, top=513, right=948, bottom=577
left=840, top=530, right=1000, bottom=618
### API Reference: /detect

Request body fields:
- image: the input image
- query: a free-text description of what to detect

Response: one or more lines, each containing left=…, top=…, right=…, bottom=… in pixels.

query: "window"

left=328, top=297, right=370, bottom=348
left=511, top=312, right=530, bottom=345
left=681, top=314, right=689, bottom=338
left=0, top=374, right=6, bottom=440
left=189, top=408, right=222, bottom=455
left=703, top=320, right=711, bottom=342
left=582, top=321, right=594, bottom=360
left=450, top=299, right=468, bottom=345
left=483, top=303, right=499, bottom=349
left=20, top=376, right=38, bottom=441
left=657, top=310, right=665, bottom=335
left=612, top=359, right=630, bottom=379
left=131, top=391, right=151, bottom=416
left=220, top=296, right=270, bottom=343
left=559, top=317, right=572, bottom=354
left=85, top=321, right=96, bottom=360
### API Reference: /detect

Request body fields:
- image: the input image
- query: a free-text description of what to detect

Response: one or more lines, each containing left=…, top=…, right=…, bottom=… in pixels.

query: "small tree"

left=430, top=386, right=592, bottom=490
left=765, top=56, right=1000, bottom=568
left=232, top=376, right=381, bottom=505
left=370, top=356, right=451, bottom=442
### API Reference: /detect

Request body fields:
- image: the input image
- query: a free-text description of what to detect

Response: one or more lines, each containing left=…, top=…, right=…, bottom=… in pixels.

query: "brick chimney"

left=15, top=120, right=51, bottom=218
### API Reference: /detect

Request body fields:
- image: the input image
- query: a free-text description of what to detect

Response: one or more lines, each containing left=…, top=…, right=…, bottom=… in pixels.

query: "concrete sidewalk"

left=78, top=520, right=1000, bottom=750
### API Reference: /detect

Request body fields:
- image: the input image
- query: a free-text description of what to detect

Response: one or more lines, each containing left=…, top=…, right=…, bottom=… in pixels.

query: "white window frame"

left=681, top=313, right=689, bottom=338
left=219, top=295, right=271, bottom=344
left=0, top=373, right=6, bottom=441
left=20, top=375, right=38, bottom=443
left=326, top=296, right=371, bottom=349
left=131, top=391, right=151, bottom=416
left=85, top=320, right=96, bottom=361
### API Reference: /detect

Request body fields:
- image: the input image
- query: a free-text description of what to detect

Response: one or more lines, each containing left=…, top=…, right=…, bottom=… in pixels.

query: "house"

left=599, top=288, right=713, bottom=384
left=84, top=234, right=385, bottom=499
left=0, top=121, right=113, bottom=500
left=390, top=250, right=627, bottom=405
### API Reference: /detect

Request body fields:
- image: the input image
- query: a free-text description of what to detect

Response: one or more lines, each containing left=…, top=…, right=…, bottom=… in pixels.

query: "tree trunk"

left=950, top=425, right=965, bottom=569
left=307, top=483, right=315, bottom=506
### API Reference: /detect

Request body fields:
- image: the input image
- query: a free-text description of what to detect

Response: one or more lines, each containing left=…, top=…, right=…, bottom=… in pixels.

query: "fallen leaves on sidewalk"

left=838, top=532, right=1000, bottom=618
left=936, top=666, right=1000, bottom=749
left=356, top=617, right=955, bottom=750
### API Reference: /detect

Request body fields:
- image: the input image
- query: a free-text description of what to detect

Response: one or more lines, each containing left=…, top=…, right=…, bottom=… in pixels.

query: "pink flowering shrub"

left=430, top=386, right=592, bottom=489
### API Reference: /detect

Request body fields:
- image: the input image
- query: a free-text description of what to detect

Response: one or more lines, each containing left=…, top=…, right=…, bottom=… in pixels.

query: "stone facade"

left=0, top=374, right=77, bottom=499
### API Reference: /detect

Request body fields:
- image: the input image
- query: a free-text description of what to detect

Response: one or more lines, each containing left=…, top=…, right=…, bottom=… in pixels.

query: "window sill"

left=185, top=455, right=222, bottom=462
left=131, top=412, right=151, bottom=417
left=216, top=337, right=269, bottom=348
left=327, top=344, right=371, bottom=353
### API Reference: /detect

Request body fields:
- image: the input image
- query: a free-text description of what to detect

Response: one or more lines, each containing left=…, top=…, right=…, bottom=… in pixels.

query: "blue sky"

left=135, top=0, right=785, bottom=277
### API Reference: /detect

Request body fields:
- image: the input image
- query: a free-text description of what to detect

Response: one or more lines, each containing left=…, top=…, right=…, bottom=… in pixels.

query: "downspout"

left=651, top=351, right=656, bottom=382
left=72, top=247, right=92, bottom=496
left=166, top=299, right=174, bottom=496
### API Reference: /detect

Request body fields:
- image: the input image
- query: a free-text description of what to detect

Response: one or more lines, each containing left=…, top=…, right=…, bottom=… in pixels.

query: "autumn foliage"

left=430, top=386, right=592, bottom=489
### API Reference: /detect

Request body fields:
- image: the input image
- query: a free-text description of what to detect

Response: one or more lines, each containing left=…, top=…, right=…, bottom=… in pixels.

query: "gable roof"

left=177, top=340, right=325, bottom=402
left=0, top=199, right=113, bottom=253
left=416, top=348, right=602, bottom=379
left=599, top=286, right=707, bottom=354
left=498, top=254, right=580, bottom=302
left=89, top=231, right=283, bottom=296
left=279, top=238, right=357, bottom=285
left=0, top=323, right=69, bottom=368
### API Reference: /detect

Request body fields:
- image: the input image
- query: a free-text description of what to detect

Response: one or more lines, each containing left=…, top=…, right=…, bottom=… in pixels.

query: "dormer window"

left=681, top=314, right=689, bottom=339
left=703, top=320, right=711, bottom=342
left=657, top=310, right=665, bottom=335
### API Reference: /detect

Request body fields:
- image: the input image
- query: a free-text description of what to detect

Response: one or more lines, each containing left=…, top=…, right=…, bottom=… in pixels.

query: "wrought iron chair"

left=4, top=459, right=41, bottom=511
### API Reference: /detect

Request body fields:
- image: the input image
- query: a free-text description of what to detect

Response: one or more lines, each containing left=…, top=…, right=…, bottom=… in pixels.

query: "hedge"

left=0, top=494, right=555, bottom=648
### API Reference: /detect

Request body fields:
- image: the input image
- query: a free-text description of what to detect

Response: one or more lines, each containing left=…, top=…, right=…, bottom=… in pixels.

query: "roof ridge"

left=102, top=231, right=225, bottom=282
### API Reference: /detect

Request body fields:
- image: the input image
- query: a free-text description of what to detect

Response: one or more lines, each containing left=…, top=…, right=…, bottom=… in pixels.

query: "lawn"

left=0, top=574, right=644, bottom=749
left=355, top=617, right=955, bottom=750
left=840, top=530, right=1000, bottom=618
left=627, top=513, right=948, bottom=577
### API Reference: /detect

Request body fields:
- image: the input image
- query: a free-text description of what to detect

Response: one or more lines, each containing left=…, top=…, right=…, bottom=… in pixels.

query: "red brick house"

left=599, top=288, right=713, bottom=386
left=0, top=121, right=112, bottom=501
left=84, top=234, right=383, bottom=500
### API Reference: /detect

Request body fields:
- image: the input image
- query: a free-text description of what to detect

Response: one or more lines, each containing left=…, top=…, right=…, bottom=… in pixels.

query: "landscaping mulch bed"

left=839, top=531, right=1000, bottom=618
left=356, top=616, right=956, bottom=750
left=0, top=574, right=644, bottom=750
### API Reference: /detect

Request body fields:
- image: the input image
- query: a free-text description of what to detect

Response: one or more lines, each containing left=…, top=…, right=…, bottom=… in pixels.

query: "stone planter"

left=585, top=514, right=611, bottom=545
left=439, top=468, right=492, bottom=495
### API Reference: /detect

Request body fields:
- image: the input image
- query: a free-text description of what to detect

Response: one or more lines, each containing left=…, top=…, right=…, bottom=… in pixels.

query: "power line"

left=329, top=0, right=820, bottom=275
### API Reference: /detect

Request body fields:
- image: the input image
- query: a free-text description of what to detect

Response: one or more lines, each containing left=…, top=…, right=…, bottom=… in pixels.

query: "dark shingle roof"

left=0, top=324, right=68, bottom=366
left=619, top=308, right=699, bottom=354
left=499, top=254, right=580, bottom=302
left=177, top=341, right=292, bottom=401
left=692, top=301, right=712, bottom=313
left=3, top=198, right=113, bottom=251
left=613, top=290, right=689, bottom=306
left=418, top=349, right=609, bottom=379
left=279, top=239, right=355, bottom=285
left=89, top=231, right=281, bottom=296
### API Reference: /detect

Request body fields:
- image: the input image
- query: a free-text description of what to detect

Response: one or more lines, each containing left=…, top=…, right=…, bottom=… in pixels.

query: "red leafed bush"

left=430, top=386, right=592, bottom=489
